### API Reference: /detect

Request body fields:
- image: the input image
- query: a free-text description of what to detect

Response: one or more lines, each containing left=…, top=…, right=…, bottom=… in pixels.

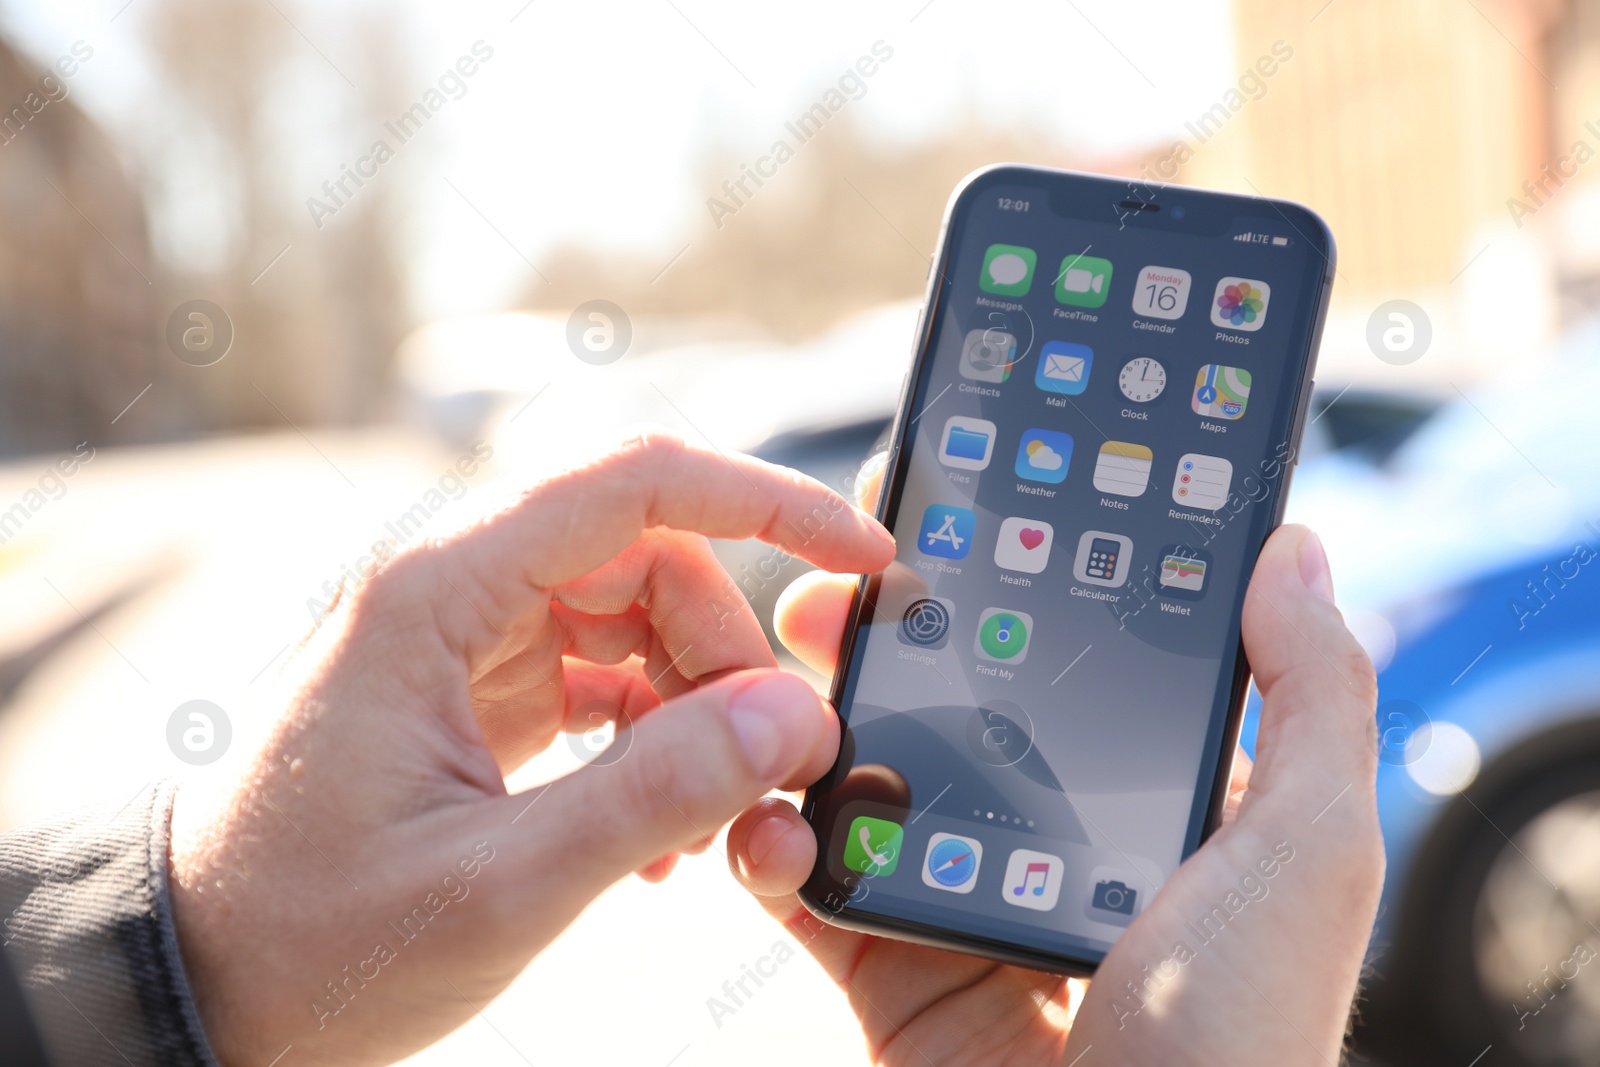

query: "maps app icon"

left=1192, top=364, right=1252, bottom=420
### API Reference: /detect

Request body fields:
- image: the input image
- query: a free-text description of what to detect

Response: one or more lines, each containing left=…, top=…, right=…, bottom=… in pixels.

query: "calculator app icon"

left=1073, top=531, right=1133, bottom=588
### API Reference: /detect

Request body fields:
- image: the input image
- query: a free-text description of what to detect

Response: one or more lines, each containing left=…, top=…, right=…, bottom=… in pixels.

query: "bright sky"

left=0, top=0, right=1235, bottom=320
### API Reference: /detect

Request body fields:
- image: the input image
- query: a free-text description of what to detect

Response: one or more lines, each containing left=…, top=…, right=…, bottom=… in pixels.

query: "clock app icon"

left=1119, top=357, right=1167, bottom=402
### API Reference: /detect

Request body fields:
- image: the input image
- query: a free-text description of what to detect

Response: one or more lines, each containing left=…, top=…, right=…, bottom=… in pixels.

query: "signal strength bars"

left=1233, top=231, right=1290, bottom=246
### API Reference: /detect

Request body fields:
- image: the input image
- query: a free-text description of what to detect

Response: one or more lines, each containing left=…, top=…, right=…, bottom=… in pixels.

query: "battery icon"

left=1271, top=236, right=1289, bottom=246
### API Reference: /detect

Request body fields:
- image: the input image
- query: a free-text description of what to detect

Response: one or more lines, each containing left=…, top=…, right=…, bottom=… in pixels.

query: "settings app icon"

left=898, top=597, right=953, bottom=650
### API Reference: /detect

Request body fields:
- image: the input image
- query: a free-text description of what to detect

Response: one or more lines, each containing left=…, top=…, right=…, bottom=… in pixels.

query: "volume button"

left=1290, top=378, right=1315, bottom=465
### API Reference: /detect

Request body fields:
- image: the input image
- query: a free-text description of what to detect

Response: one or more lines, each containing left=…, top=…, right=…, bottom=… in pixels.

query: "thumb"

left=505, top=670, right=836, bottom=908
left=1239, top=524, right=1378, bottom=821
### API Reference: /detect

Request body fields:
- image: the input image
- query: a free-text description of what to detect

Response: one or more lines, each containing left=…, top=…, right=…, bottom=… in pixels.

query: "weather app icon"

left=1014, top=429, right=1072, bottom=484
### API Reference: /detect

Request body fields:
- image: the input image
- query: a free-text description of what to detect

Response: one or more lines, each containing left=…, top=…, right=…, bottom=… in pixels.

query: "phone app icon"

left=1055, top=254, right=1112, bottom=307
left=975, top=608, right=1032, bottom=663
left=1211, top=277, right=1271, bottom=331
left=938, top=415, right=996, bottom=471
left=898, top=596, right=954, bottom=649
left=979, top=244, right=1037, bottom=296
left=1034, top=340, right=1092, bottom=395
left=1002, top=848, right=1064, bottom=912
left=1192, top=364, right=1252, bottom=420
left=922, top=832, right=983, bottom=893
left=1158, top=544, right=1213, bottom=600
left=1172, top=454, right=1233, bottom=511
left=1092, top=441, right=1153, bottom=497
left=1073, top=531, right=1133, bottom=588
left=843, top=815, right=904, bottom=876
left=994, top=517, right=1053, bottom=574
left=917, top=505, right=975, bottom=559
left=1131, top=265, right=1192, bottom=320
left=960, top=328, right=1017, bottom=383
left=1014, top=429, right=1072, bottom=484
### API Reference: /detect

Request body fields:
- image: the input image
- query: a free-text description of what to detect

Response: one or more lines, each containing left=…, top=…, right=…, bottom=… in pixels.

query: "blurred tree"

left=521, top=113, right=1090, bottom=341
left=140, top=0, right=410, bottom=430
left=0, top=37, right=155, bottom=457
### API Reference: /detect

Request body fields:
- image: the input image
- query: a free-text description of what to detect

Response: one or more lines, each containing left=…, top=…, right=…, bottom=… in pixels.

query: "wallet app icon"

left=1035, top=341, right=1093, bottom=396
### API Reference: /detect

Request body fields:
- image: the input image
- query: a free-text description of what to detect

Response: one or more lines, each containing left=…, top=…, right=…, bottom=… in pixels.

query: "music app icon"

left=1001, top=849, right=1064, bottom=912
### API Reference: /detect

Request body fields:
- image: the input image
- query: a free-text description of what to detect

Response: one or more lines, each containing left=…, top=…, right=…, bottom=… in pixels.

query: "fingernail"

left=1299, top=530, right=1336, bottom=603
left=729, top=674, right=819, bottom=782
left=745, top=814, right=795, bottom=868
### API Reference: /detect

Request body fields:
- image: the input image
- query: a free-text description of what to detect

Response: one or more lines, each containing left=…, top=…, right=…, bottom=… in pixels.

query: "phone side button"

left=1289, top=378, right=1315, bottom=466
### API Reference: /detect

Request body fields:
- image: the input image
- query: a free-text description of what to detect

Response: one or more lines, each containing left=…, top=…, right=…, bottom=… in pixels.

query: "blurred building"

left=1179, top=0, right=1575, bottom=384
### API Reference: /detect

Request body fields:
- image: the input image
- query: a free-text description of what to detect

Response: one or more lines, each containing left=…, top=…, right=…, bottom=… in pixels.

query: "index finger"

left=367, top=433, right=896, bottom=668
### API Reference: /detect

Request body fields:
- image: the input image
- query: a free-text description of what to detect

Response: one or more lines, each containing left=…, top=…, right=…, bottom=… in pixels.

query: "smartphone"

left=800, top=165, right=1334, bottom=975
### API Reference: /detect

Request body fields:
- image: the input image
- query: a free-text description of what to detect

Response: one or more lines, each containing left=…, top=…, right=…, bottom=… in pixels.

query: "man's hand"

left=731, top=455, right=1383, bottom=1065
left=166, top=435, right=895, bottom=1066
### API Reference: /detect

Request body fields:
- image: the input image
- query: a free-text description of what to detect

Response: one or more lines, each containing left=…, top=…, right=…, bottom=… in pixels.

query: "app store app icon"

left=918, top=505, right=975, bottom=559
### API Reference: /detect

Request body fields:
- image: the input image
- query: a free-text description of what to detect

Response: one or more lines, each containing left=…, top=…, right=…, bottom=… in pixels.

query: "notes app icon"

left=1093, top=441, right=1153, bottom=497
left=1002, top=849, right=1063, bottom=912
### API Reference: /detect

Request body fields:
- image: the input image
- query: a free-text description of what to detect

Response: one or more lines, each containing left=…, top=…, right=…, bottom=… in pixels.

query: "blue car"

left=1261, top=346, right=1600, bottom=1065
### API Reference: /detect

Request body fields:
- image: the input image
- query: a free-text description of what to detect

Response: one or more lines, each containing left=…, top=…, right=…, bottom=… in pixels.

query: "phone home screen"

left=804, top=171, right=1329, bottom=968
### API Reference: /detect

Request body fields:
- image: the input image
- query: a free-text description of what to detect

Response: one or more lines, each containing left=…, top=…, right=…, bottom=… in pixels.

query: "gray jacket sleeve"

left=0, top=781, right=221, bottom=1066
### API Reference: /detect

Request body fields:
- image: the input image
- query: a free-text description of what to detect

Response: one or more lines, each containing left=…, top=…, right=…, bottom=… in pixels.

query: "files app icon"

left=938, top=416, right=997, bottom=471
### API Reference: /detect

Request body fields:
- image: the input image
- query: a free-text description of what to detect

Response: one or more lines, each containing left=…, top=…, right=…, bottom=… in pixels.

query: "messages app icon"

left=1035, top=341, right=1093, bottom=395
left=980, top=244, right=1037, bottom=296
left=1015, top=429, right=1072, bottom=484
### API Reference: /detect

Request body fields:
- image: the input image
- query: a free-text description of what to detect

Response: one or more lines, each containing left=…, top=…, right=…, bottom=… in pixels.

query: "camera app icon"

left=1084, top=865, right=1144, bottom=928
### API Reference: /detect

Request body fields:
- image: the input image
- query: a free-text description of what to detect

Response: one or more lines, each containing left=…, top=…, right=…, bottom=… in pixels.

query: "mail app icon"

left=1034, top=341, right=1094, bottom=396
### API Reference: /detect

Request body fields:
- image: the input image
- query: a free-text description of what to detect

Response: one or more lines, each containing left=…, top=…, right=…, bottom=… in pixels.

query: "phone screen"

left=802, top=167, right=1331, bottom=970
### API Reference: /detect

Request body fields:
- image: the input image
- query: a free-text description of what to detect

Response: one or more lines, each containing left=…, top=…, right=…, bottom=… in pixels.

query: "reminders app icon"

left=939, top=416, right=996, bottom=471
left=1173, top=454, right=1233, bottom=510
left=1035, top=341, right=1093, bottom=395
